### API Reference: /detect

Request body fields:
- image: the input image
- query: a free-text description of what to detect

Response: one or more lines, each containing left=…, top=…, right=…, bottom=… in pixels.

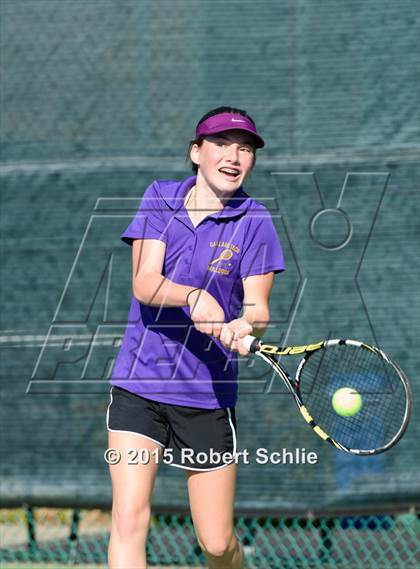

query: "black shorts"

left=106, top=386, right=237, bottom=471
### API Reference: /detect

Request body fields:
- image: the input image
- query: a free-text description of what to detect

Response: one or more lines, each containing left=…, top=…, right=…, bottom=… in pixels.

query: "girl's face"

left=190, top=130, right=256, bottom=195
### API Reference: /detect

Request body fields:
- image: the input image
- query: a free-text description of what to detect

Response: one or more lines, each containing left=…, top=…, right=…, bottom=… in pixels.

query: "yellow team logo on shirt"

left=208, top=241, right=240, bottom=275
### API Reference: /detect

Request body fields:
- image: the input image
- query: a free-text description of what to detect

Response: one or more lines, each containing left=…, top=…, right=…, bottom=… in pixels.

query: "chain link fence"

left=1, top=508, right=419, bottom=568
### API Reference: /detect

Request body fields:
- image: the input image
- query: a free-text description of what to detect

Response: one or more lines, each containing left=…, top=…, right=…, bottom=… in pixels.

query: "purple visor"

left=195, top=113, right=265, bottom=148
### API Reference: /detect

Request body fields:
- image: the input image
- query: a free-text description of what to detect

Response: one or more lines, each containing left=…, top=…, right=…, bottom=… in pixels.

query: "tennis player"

left=106, top=106, right=285, bottom=568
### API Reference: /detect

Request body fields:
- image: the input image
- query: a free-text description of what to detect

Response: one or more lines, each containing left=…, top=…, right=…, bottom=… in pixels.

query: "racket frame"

left=244, top=336, right=412, bottom=455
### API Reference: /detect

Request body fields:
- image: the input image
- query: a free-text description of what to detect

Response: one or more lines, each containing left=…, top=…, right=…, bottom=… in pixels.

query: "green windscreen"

left=1, top=0, right=419, bottom=512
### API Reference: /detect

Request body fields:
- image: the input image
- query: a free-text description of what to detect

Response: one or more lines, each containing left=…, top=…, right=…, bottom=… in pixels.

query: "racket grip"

left=242, top=335, right=260, bottom=353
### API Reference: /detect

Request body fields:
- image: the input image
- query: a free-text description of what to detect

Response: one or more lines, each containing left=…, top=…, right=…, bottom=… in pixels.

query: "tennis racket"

left=242, top=336, right=412, bottom=455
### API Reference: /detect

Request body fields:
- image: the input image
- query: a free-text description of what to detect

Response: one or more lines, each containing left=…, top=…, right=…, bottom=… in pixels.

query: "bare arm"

left=220, top=272, right=275, bottom=354
left=131, top=239, right=194, bottom=306
left=131, top=239, right=225, bottom=336
left=241, top=272, right=274, bottom=338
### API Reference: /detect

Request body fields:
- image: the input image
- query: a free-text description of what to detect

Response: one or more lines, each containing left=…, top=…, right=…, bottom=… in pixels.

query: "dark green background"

left=1, top=0, right=419, bottom=511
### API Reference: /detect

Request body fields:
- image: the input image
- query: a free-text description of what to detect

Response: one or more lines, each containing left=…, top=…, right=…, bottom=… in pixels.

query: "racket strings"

left=296, top=345, right=408, bottom=451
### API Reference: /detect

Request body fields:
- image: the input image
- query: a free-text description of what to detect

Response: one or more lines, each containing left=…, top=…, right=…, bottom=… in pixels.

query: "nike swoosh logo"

left=231, top=118, right=245, bottom=123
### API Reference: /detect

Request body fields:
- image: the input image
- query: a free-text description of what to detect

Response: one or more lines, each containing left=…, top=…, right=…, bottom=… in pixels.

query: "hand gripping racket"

left=242, top=336, right=412, bottom=455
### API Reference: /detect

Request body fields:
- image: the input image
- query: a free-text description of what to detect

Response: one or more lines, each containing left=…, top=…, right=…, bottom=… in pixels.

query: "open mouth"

left=219, top=167, right=241, bottom=180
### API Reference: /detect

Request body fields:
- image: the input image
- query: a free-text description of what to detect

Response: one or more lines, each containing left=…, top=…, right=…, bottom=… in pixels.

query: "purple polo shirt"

left=110, top=176, right=285, bottom=409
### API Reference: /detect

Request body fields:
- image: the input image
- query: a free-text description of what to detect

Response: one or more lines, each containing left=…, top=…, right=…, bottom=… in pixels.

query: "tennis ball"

left=332, top=387, right=362, bottom=416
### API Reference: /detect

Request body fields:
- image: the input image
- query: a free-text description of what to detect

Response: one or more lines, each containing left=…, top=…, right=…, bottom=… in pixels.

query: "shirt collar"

left=161, top=175, right=251, bottom=219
